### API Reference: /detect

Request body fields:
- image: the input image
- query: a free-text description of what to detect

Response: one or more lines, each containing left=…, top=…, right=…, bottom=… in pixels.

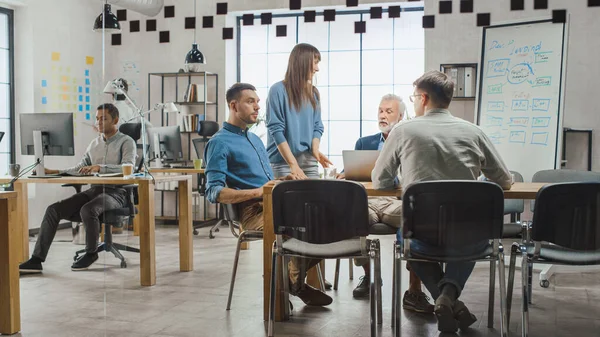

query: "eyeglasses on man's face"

left=409, top=93, right=425, bottom=103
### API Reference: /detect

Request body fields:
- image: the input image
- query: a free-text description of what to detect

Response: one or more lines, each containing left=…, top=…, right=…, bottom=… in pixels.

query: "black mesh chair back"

left=119, top=123, right=142, bottom=141
left=272, top=180, right=369, bottom=244
left=531, top=182, right=600, bottom=251
left=198, top=121, right=220, bottom=138
left=402, top=180, right=504, bottom=248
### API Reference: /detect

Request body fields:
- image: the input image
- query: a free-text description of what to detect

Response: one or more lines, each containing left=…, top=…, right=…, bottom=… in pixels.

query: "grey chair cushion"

left=502, top=222, right=524, bottom=238
left=525, top=244, right=600, bottom=265
left=281, top=238, right=366, bottom=258
left=369, top=222, right=397, bottom=235
left=406, top=245, right=495, bottom=262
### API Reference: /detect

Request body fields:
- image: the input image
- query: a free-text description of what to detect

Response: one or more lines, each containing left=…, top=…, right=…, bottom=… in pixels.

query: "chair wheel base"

left=193, top=229, right=199, bottom=235
left=540, top=279, right=550, bottom=288
left=120, top=261, right=127, bottom=268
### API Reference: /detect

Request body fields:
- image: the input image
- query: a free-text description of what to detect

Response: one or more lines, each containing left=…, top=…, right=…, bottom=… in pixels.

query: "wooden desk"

left=0, top=191, right=20, bottom=334
left=150, top=168, right=205, bottom=174
left=261, top=181, right=545, bottom=321
left=1, top=175, right=193, bottom=287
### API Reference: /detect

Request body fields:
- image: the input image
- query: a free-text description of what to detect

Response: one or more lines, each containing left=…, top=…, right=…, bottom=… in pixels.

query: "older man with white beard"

left=337, top=94, right=434, bottom=313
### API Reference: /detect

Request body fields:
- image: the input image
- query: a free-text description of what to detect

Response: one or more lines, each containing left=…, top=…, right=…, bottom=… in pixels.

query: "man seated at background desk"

left=19, top=103, right=136, bottom=273
left=372, top=71, right=512, bottom=332
left=204, top=83, right=332, bottom=306
left=337, top=94, right=434, bottom=313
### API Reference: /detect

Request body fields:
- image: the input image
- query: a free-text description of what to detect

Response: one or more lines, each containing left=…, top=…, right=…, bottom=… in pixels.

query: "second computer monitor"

left=20, top=113, right=75, bottom=156
left=148, top=125, right=183, bottom=162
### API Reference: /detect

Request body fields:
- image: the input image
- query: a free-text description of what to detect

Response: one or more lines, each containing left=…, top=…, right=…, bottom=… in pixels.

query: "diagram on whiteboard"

left=477, top=20, right=566, bottom=181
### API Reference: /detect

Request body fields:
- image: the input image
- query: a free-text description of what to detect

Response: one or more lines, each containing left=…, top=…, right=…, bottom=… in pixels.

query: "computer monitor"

left=20, top=113, right=75, bottom=177
left=148, top=125, right=183, bottom=162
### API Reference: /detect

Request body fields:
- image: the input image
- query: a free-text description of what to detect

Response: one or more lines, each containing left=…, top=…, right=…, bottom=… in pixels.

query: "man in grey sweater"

left=19, top=103, right=136, bottom=273
left=372, top=71, right=511, bottom=333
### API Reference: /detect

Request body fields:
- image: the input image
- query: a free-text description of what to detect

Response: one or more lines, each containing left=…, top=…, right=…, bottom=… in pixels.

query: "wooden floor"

left=16, top=225, right=600, bottom=337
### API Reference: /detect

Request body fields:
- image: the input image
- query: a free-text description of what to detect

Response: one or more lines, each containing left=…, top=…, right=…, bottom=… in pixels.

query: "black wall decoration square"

left=324, top=9, right=336, bottom=22
left=276, top=25, right=287, bottom=37
left=422, top=15, right=435, bottom=28
left=217, top=2, right=228, bottom=15
left=477, top=13, right=491, bottom=26
left=511, top=0, right=525, bottom=11
left=355, top=21, right=366, bottom=34
left=388, top=6, right=401, bottom=18
left=304, top=10, right=316, bottom=23
left=460, top=0, right=474, bottom=13
left=130, top=20, right=140, bottom=32
left=146, top=19, right=157, bottom=32
left=439, top=1, right=452, bottom=14
left=346, top=0, right=359, bottom=7
left=261, top=13, right=273, bottom=25
left=117, top=9, right=127, bottom=21
left=159, top=31, right=170, bottom=43
left=223, top=27, right=233, bottom=39
left=534, top=0, right=548, bottom=9
left=589, top=0, right=600, bottom=7
left=185, top=17, right=196, bottom=29
left=111, top=34, right=121, bottom=46
left=164, top=5, right=175, bottom=18
left=552, top=9, right=567, bottom=23
left=290, top=0, right=301, bottom=10
left=370, top=7, right=383, bottom=19
left=242, top=14, right=254, bottom=26
left=203, top=16, right=214, bottom=28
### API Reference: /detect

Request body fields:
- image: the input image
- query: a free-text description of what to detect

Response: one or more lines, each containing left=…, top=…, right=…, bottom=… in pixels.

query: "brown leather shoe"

left=453, top=300, right=477, bottom=330
left=290, top=283, right=333, bottom=306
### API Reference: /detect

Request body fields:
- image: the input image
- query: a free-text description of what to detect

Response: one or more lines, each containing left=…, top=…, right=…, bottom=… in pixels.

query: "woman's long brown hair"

left=283, top=43, right=321, bottom=111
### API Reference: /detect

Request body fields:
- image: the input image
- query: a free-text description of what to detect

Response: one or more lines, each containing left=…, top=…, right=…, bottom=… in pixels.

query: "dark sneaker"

left=402, top=290, right=435, bottom=313
left=290, top=282, right=333, bottom=306
left=19, top=258, right=43, bottom=274
left=454, top=300, right=477, bottom=330
left=353, top=275, right=370, bottom=298
left=434, top=294, right=458, bottom=333
left=71, top=252, right=98, bottom=271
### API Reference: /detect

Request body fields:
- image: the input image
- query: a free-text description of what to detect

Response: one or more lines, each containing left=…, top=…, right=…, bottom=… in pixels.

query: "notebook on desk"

left=342, top=150, right=380, bottom=181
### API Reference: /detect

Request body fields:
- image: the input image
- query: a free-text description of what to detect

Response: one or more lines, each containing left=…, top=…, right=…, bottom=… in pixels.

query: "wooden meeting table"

left=261, top=181, right=547, bottom=321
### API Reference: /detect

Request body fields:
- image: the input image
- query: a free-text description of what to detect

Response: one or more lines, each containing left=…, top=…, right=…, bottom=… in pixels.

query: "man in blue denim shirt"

left=204, top=83, right=332, bottom=306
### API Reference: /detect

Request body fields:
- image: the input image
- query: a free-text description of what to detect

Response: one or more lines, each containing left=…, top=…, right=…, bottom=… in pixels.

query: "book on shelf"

left=178, top=113, right=206, bottom=132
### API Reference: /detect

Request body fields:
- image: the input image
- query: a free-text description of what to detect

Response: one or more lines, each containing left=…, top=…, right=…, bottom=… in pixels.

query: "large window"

left=0, top=7, right=13, bottom=174
left=238, top=6, right=424, bottom=169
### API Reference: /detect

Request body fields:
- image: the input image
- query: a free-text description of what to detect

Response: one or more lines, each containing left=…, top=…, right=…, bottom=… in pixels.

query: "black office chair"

left=391, top=181, right=508, bottom=337
left=506, top=182, right=600, bottom=337
left=268, top=180, right=382, bottom=337
left=73, top=184, right=140, bottom=267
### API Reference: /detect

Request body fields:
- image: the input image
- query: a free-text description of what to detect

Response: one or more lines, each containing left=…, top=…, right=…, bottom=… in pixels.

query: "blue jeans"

left=397, top=230, right=489, bottom=300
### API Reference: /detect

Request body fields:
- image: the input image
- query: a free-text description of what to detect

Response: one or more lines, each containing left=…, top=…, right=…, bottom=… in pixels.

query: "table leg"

left=133, top=214, right=140, bottom=236
left=263, top=192, right=285, bottom=321
left=178, top=179, right=193, bottom=272
left=138, top=181, right=156, bottom=286
left=13, top=182, right=28, bottom=262
left=0, top=195, right=20, bottom=334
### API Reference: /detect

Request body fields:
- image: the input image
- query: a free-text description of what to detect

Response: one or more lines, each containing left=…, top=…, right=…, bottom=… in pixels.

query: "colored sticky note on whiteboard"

left=42, top=97, right=47, bottom=104
left=86, top=96, right=90, bottom=103
left=85, top=78, right=90, bottom=85
left=86, top=113, right=91, bottom=120
left=85, top=87, right=90, bottom=94
left=86, top=56, right=94, bottom=65
left=79, top=95, right=83, bottom=102
left=41, top=80, right=47, bottom=87
left=85, top=69, right=90, bottom=76
left=86, top=104, right=90, bottom=111
left=78, top=86, right=83, bottom=93
left=51, top=52, right=60, bottom=61
left=79, top=105, right=83, bottom=112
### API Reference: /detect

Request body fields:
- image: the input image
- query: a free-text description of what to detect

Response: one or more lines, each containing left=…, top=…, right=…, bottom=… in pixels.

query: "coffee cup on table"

left=193, top=159, right=203, bottom=170
left=122, top=163, right=134, bottom=178
left=9, top=164, right=20, bottom=177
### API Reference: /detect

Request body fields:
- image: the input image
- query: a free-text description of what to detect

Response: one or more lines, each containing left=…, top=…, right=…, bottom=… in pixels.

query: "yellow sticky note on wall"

left=51, top=52, right=60, bottom=61
left=86, top=56, right=94, bottom=65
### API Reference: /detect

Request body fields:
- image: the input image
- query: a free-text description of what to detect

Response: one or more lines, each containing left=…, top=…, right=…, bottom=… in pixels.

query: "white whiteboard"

left=477, top=20, right=567, bottom=182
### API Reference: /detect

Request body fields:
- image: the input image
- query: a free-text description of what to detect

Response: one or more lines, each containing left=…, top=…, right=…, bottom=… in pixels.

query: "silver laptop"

left=343, top=150, right=380, bottom=181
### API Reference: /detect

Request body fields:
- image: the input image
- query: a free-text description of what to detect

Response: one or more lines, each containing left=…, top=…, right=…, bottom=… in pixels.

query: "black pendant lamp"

left=184, top=0, right=206, bottom=72
left=93, top=2, right=121, bottom=33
